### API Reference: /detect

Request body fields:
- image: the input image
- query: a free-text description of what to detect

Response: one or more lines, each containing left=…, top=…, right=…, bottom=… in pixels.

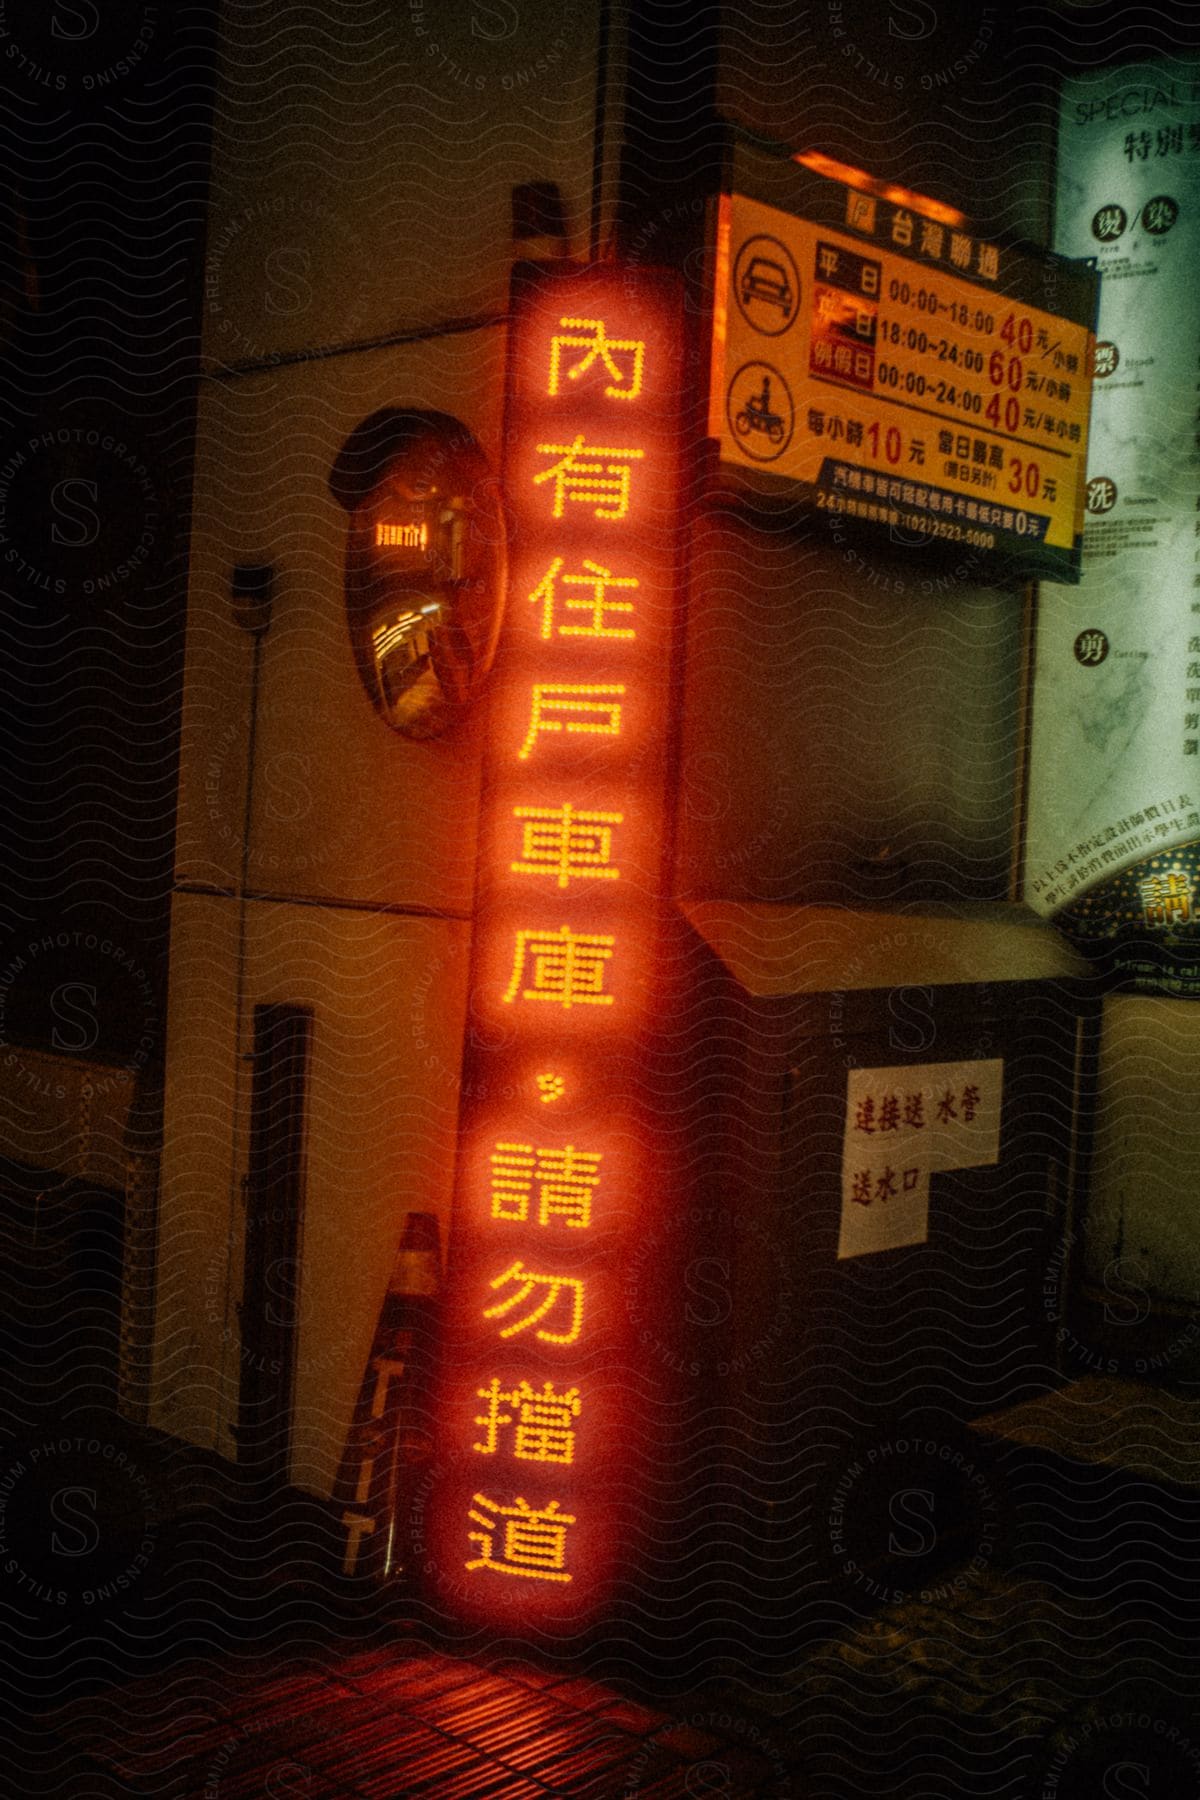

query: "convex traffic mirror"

left=330, top=409, right=507, bottom=739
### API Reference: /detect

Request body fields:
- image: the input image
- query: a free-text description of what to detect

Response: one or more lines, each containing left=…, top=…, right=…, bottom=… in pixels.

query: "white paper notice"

left=838, top=1058, right=1004, bottom=1260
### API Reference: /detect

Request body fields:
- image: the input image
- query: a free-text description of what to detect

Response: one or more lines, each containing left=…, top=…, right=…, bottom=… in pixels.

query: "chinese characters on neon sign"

left=426, top=270, right=683, bottom=1621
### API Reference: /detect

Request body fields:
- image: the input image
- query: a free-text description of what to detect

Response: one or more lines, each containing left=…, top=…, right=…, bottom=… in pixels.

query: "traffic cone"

left=334, top=1211, right=441, bottom=1580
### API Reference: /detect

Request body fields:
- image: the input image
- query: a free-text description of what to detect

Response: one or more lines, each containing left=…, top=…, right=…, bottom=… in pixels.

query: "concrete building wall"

left=173, top=338, right=503, bottom=911
left=200, top=0, right=606, bottom=368
left=152, top=0, right=610, bottom=1484
left=675, top=510, right=1026, bottom=906
left=156, top=892, right=469, bottom=1491
left=152, top=0, right=1199, bottom=1493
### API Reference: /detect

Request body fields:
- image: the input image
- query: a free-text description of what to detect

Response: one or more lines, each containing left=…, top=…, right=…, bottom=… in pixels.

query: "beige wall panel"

left=243, top=901, right=470, bottom=1498
left=174, top=409, right=257, bottom=893
left=151, top=892, right=242, bottom=1451
left=153, top=892, right=470, bottom=1493
left=202, top=0, right=601, bottom=368
left=1087, top=995, right=1200, bottom=1306
left=176, top=329, right=505, bottom=911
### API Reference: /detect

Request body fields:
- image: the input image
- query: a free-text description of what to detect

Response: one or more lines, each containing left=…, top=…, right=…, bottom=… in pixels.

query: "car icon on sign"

left=740, top=256, right=793, bottom=316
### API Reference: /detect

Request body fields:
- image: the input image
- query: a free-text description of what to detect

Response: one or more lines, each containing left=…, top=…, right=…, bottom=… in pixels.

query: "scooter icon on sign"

left=735, top=374, right=786, bottom=446
left=726, top=361, right=794, bottom=462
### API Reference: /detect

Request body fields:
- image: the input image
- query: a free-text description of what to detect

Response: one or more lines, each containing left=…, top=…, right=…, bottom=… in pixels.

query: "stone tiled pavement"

left=19, top=1376, right=1200, bottom=1795
left=34, top=1641, right=799, bottom=1798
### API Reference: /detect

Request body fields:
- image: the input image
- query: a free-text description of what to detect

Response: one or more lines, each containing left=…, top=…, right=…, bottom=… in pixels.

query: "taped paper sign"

left=839, top=1058, right=1004, bottom=1259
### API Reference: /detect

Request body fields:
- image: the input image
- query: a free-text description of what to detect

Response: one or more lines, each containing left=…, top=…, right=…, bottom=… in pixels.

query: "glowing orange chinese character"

left=466, top=1494, right=575, bottom=1582
left=483, top=1260, right=584, bottom=1343
left=518, top=684, right=625, bottom=760
left=489, top=1141, right=602, bottom=1228
left=1140, top=869, right=1191, bottom=925
left=511, top=803, right=623, bottom=888
left=529, top=557, right=638, bottom=640
left=473, top=1377, right=582, bottom=1462
left=489, top=1143, right=537, bottom=1221
left=548, top=317, right=645, bottom=400
left=503, top=924, right=615, bottom=1009
left=533, top=436, right=644, bottom=520
left=536, top=1073, right=565, bottom=1103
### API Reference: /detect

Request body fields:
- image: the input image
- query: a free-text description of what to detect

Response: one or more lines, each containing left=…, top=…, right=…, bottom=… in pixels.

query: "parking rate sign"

left=709, top=188, right=1097, bottom=583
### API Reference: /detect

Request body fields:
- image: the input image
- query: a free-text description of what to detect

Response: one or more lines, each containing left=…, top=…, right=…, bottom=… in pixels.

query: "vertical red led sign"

left=422, top=263, right=685, bottom=1628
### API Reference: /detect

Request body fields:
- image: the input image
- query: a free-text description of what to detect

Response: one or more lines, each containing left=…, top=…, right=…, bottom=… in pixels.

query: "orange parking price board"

left=709, top=185, right=1099, bottom=582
